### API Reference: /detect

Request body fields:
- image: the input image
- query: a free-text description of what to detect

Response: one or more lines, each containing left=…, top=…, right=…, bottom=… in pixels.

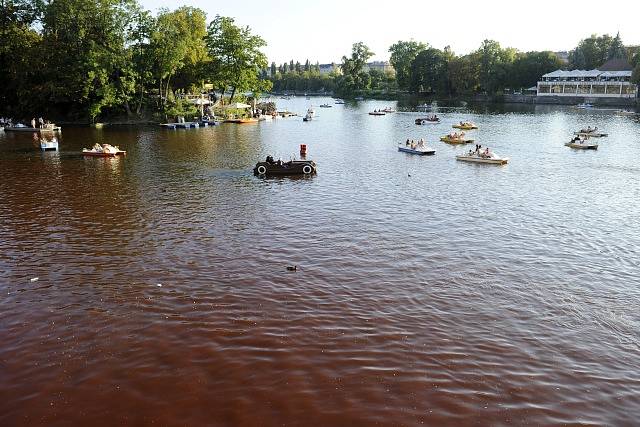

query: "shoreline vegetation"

left=2, top=1, right=639, bottom=124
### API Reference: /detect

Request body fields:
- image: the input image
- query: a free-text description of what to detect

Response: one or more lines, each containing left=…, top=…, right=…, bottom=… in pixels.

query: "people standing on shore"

left=31, top=118, right=36, bottom=129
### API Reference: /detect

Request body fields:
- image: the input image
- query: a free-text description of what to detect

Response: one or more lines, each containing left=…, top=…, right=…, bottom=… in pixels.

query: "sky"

left=141, top=0, right=640, bottom=64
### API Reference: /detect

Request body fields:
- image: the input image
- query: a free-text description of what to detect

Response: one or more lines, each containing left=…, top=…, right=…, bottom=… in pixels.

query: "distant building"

left=537, top=58, right=637, bottom=98
left=363, top=61, right=394, bottom=74
left=319, top=63, right=340, bottom=75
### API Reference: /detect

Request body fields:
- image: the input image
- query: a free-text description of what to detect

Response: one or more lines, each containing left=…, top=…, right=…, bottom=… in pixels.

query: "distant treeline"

left=1, top=0, right=272, bottom=121
left=267, top=33, right=640, bottom=98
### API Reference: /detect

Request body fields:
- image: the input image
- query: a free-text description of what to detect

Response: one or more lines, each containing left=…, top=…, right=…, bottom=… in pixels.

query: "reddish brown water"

left=2, top=100, right=640, bottom=426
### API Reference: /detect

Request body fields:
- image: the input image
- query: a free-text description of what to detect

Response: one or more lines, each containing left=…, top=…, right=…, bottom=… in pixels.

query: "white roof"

left=543, top=69, right=601, bottom=78
left=599, top=70, right=632, bottom=77
left=543, top=69, right=631, bottom=78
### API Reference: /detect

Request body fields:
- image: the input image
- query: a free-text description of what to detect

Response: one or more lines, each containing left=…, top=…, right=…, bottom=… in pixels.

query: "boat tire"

left=257, top=165, right=267, bottom=175
left=302, top=165, right=313, bottom=174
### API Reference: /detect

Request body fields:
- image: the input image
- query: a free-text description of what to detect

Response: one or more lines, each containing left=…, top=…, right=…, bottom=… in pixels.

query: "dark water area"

left=1, top=98, right=640, bottom=426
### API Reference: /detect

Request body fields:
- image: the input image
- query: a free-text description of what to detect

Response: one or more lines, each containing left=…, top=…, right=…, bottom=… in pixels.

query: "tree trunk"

left=229, top=86, right=236, bottom=102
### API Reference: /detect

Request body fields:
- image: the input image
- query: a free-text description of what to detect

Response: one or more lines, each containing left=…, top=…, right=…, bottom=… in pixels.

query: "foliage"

left=389, top=40, right=427, bottom=91
left=335, top=42, right=374, bottom=96
left=569, top=34, right=616, bottom=69
left=0, top=1, right=271, bottom=122
left=205, top=15, right=271, bottom=101
left=409, top=48, right=448, bottom=94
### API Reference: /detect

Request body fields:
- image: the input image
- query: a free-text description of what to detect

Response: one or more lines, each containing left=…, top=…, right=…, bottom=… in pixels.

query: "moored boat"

left=615, top=109, right=636, bottom=116
left=319, top=104, right=332, bottom=108
left=254, top=156, right=317, bottom=176
left=576, top=103, right=593, bottom=109
left=456, top=148, right=508, bottom=165
left=382, top=107, right=396, bottom=113
left=5, top=123, right=61, bottom=132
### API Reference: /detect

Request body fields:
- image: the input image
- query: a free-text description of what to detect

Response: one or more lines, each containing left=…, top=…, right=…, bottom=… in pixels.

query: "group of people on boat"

left=265, top=155, right=286, bottom=166
left=459, top=121, right=474, bottom=127
left=570, top=135, right=588, bottom=144
left=467, top=144, right=491, bottom=158
left=579, top=126, right=598, bottom=133
left=86, top=143, right=120, bottom=154
left=447, top=131, right=466, bottom=140
left=405, top=138, right=426, bottom=149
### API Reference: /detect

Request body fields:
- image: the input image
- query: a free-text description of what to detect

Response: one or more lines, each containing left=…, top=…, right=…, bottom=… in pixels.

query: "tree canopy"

left=0, top=0, right=272, bottom=121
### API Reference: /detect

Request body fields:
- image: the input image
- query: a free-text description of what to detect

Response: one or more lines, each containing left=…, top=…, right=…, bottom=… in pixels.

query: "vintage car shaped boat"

left=254, top=156, right=317, bottom=176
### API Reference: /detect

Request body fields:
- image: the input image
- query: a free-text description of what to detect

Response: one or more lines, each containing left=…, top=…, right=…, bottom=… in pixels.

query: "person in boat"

left=484, top=147, right=490, bottom=157
left=406, top=139, right=410, bottom=146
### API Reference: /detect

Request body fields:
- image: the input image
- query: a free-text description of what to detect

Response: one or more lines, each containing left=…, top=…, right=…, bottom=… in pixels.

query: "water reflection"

left=1, top=99, right=640, bottom=426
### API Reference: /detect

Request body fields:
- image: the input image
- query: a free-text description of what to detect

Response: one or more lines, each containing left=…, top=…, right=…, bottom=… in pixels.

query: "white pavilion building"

left=537, top=58, right=637, bottom=98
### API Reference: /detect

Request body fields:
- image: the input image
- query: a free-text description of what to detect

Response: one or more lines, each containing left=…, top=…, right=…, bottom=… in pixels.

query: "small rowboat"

left=456, top=152, right=508, bottom=165
left=440, top=136, right=474, bottom=144
left=398, top=145, right=435, bottom=156
left=574, top=131, right=607, bottom=138
left=369, top=111, right=386, bottom=116
left=382, top=108, right=396, bottom=113
left=565, top=141, right=598, bottom=150
left=452, top=123, right=478, bottom=130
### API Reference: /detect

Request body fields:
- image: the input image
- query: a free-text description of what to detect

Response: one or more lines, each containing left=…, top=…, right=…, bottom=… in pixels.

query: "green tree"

left=474, top=39, right=515, bottom=94
left=304, top=59, right=310, bottom=72
left=508, top=51, right=563, bottom=91
left=149, top=6, right=208, bottom=109
left=569, top=34, right=614, bottom=69
left=336, top=42, right=374, bottom=96
left=448, top=54, right=480, bottom=95
left=0, top=0, right=44, bottom=114
left=409, top=48, right=447, bottom=94
left=389, top=40, right=427, bottom=91
left=205, top=15, right=271, bottom=101
left=607, top=32, right=626, bottom=60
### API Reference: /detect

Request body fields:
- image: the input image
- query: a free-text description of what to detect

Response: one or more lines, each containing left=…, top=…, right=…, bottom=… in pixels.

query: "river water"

left=1, top=98, right=639, bottom=426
